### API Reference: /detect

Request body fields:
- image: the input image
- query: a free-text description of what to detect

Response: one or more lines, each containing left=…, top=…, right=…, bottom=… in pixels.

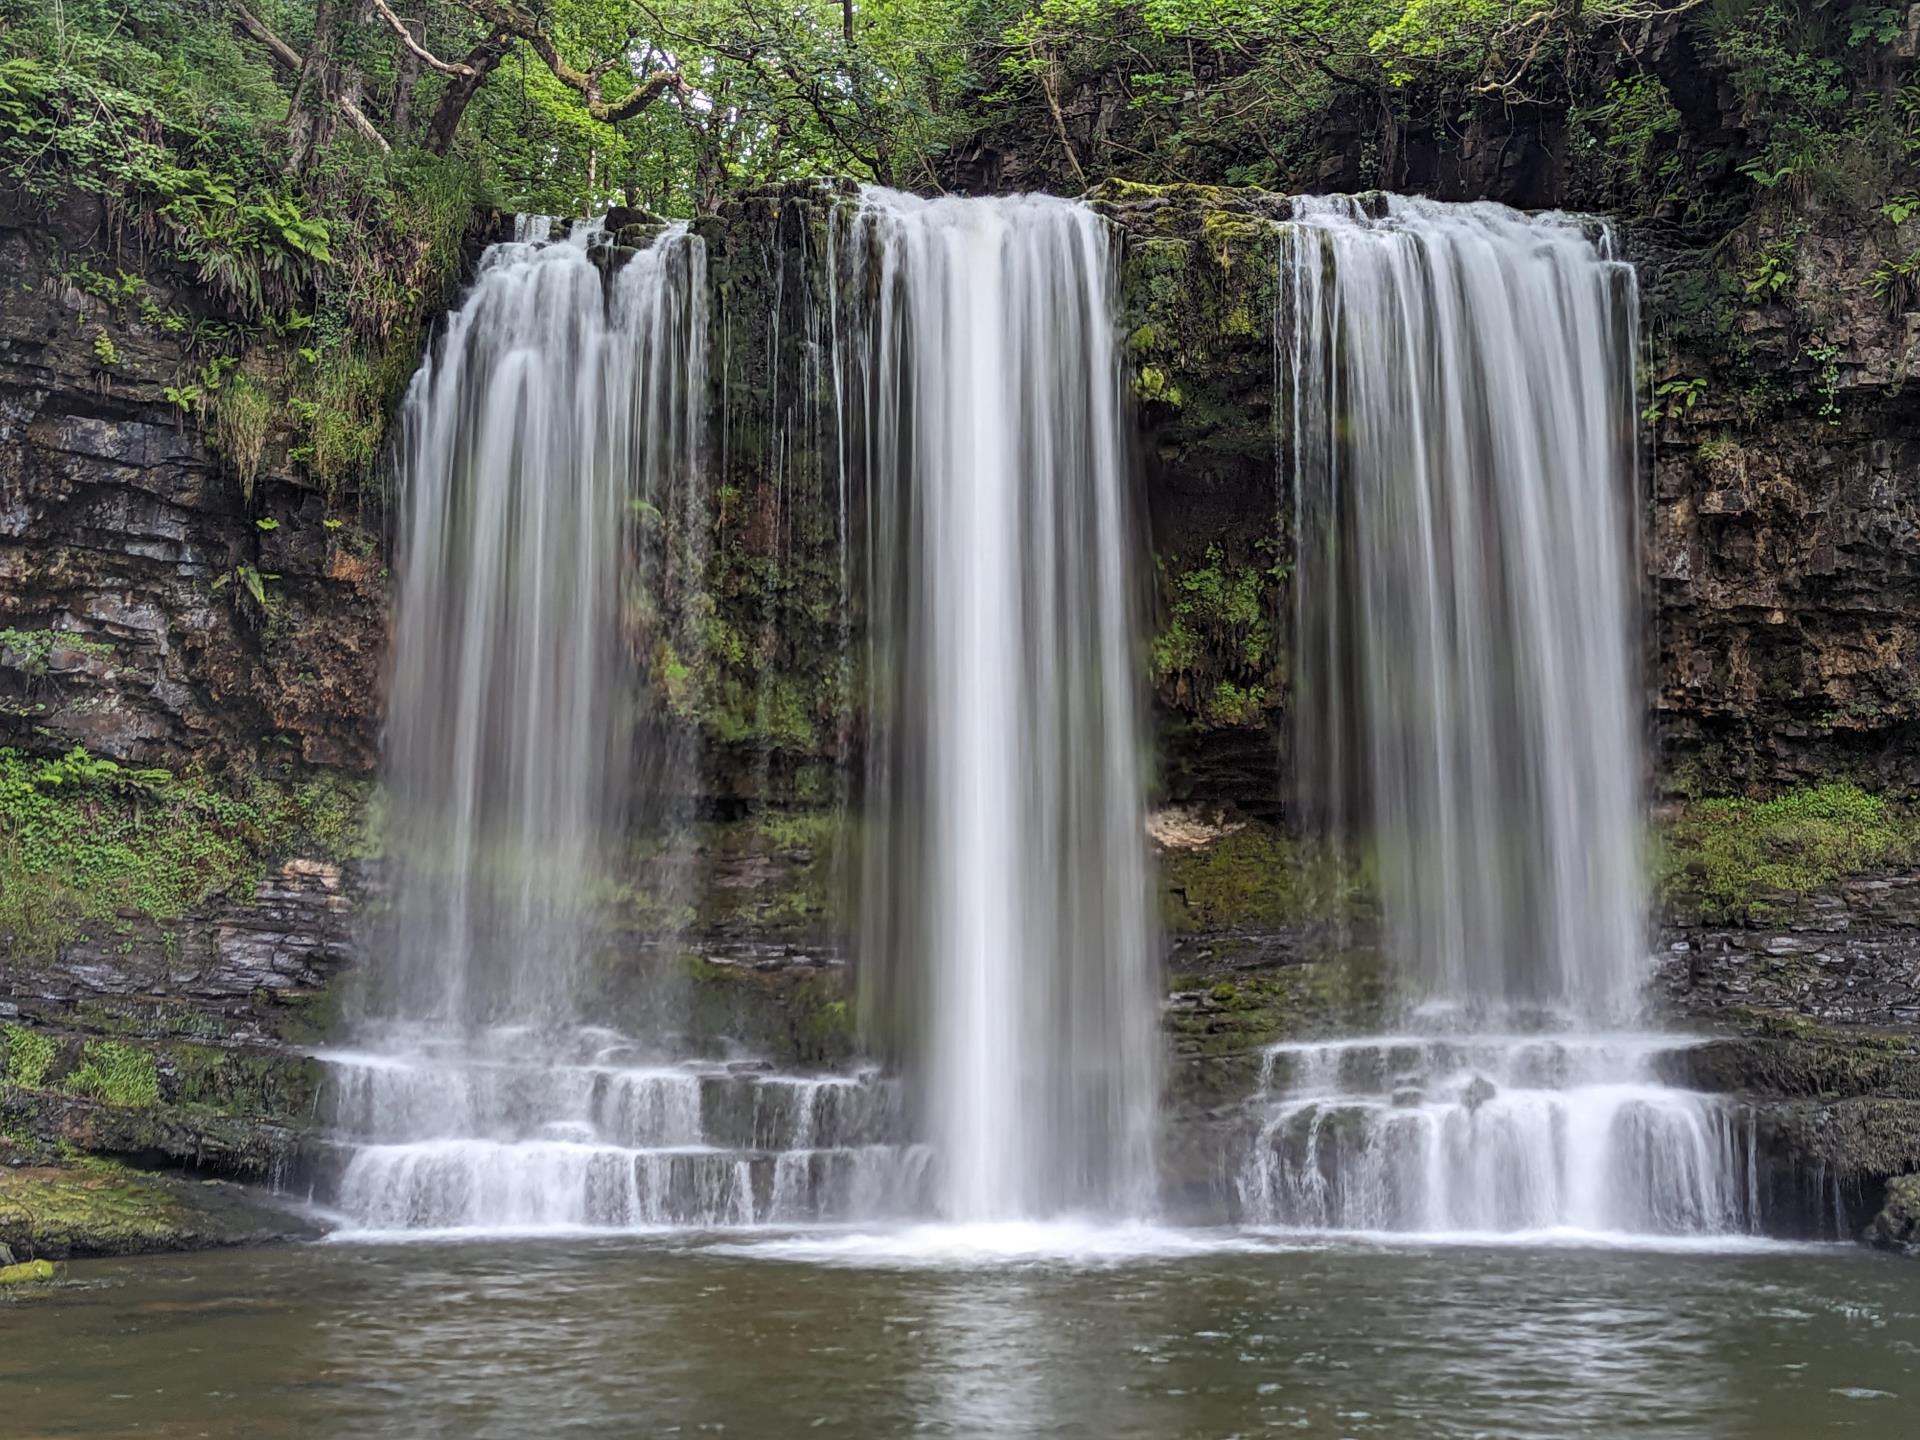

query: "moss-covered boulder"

left=1865, top=1173, right=1920, bottom=1257
left=0, top=1257, right=57, bottom=1285
left=0, top=1160, right=319, bottom=1261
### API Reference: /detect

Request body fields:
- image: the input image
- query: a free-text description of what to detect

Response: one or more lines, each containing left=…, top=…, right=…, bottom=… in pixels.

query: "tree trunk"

left=288, top=0, right=341, bottom=172
left=695, top=135, right=726, bottom=217
left=336, top=3, right=375, bottom=149
left=424, top=29, right=512, bottom=155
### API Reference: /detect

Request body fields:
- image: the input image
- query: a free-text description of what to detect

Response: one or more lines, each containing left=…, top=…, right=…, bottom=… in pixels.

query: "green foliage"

left=1643, top=376, right=1708, bottom=423
left=0, top=745, right=374, bottom=957
left=1869, top=247, right=1920, bottom=312
left=66, top=1040, right=159, bottom=1108
left=3, top=1024, right=56, bottom=1089
left=1804, top=338, right=1843, bottom=418
left=1742, top=239, right=1797, bottom=297
left=1151, top=544, right=1281, bottom=728
left=454, top=0, right=971, bottom=214
left=211, top=372, right=271, bottom=497
left=0, top=629, right=112, bottom=679
left=1570, top=75, right=1692, bottom=217
left=0, top=2, right=485, bottom=492
left=1658, top=783, right=1919, bottom=922
left=211, top=563, right=278, bottom=624
left=1206, top=680, right=1266, bottom=726
left=1708, top=0, right=1856, bottom=200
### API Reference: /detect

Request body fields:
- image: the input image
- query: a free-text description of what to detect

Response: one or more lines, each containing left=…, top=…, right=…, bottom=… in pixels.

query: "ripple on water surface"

left=3, top=1236, right=1916, bottom=1440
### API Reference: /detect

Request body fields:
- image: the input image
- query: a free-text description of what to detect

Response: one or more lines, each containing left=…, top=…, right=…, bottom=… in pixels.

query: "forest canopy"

left=1, top=1, right=1906, bottom=495
left=4, top=0, right=1908, bottom=224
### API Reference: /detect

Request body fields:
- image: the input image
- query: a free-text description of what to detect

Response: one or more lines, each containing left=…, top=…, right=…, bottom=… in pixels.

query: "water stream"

left=320, top=193, right=1159, bottom=1233
left=321, top=221, right=931, bottom=1230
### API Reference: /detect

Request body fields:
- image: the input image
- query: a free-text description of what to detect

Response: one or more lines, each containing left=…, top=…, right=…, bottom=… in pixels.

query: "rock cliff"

left=4, top=173, right=1920, bottom=1253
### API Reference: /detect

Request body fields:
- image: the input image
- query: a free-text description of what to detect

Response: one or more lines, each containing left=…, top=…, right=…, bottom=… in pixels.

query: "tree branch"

left=228, top=1, right=391, bottom=152
left=369, top=0, right=476, bottom=77
left=1030, top=40, right=1087, bottom=187
left=462, top=1, right=687, bottom=123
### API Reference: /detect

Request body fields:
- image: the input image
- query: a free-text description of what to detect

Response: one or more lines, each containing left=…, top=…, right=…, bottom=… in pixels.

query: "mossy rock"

left=1166, top=953, right=1387, bottom=1065
left=0, top=1085, right=297, bottom=1178
left=1864, top=1173, right=1920, bottom=1257
left=0, top=1257, right=57, bottom=1285
left=671, top=954, right=857, bottom=1068
left=0, top=1160, right=318, bottom=1260
left=1655, top=783, right=1920, bottom=923
left=1159, top=818, right=1372, bottom=935
left=1667, top=1030, right=1920, bottom=1101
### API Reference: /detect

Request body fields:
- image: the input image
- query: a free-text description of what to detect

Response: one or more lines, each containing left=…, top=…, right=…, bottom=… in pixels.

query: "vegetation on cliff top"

left=2, top=1, right=1905, bottom=500
left=986, top=1, right=1915, bottom=225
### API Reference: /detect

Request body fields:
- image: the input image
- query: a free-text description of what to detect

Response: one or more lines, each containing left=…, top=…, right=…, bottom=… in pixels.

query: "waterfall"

left=1287, top=194, right=1645, bottom=1023
left=844, top=190, right=1161, bottom=1221
left=375, top=220, right=706, bottom=1028
left=1248, top=195, right=1752, bottom=1236
left=320, top=221, right=931, bottom=1233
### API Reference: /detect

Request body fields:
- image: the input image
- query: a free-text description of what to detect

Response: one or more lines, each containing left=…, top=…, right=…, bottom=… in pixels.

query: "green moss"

left=759, top=809, right=839, bottom=854
left=65, top=1041, right=158, bottom=1108
left=163, top=1044, right=322, bottom=1118
left=1134, top=364, right=1184, bottom=405
left=1167, top=955, right=1388, bottom=1061
left=0, top=1160, right=193, bottom=1258
left=2, top=1026, right=56, bottom=1089
left=1161, top=821, right=1371, bottom=934
left=0, top=746, right=374, bottom=957
left=794, top=988, right=855, bottom=1066
left=1657, top=783, right=1920, bottom=922
left=0, top=1258, right=57, bottom=1285
left=757, top=675, right=818, bottom=753
left=695, top=809, right=848, bottom=937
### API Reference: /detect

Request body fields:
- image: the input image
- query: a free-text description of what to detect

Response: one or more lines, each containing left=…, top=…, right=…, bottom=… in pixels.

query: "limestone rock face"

left=1648, top=224, right=1920, bottom=796
left=0, top=196, right=383, bottom=773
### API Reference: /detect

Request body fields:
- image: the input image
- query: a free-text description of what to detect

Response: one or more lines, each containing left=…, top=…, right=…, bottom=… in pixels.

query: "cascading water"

left=319, top=220, right=928, bottom=1232
left=1249, top=194, right=1757, bottom=1237
left=844, top=190, right=1161, bottom=1222
left=374, top=218, right=701, bottom=1029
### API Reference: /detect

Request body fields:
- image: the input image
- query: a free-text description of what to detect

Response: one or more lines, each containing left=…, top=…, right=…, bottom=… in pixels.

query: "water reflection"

left=1, top=1237, right=1913, bottom=1439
